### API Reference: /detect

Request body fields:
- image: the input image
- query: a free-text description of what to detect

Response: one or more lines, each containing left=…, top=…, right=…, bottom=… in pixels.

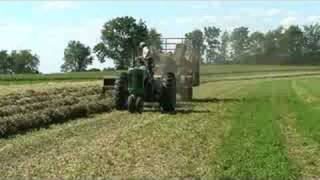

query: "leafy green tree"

left=285, top=25, right=304, bottom=63
left=303, top=23, right=320, bottom=52
left=277, top=25, right=304, bottom=64
left=249, top=32, right=265, bottom=55
left=61, top=40, right=93, bottom=72
left=303, top=24, right=320, bottom=64
left=0, top=50, right=12, bottom=73
left=220, top=31, right=230, bottom=63
left=94, top=16, right=148, bottom=69
left=10, top=50, right=39, bottom=74
left=247, top=31, right=265, bottom=63
left=260, top=26, right=291, bottom=64
left=147, top=28, right=162, bottom=52
left=264, top=27, right=281, bottom=56
left=230, top=27, right=250, bottom=63
left=204, top=26, right=221, bottom=63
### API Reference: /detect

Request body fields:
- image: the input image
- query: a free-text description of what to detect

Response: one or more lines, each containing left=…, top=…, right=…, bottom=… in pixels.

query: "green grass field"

left=0, top=64, right=320, bottom=84
left=0, top=65, right=320, bottom=178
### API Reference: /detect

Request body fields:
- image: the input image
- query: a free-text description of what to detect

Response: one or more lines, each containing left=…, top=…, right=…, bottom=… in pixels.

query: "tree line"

left=1, top=16, right=320, bottom=74
left=194, top=24, right=320, bottom=65
left=63, top=17, right=320, bottom=71
left=0, top=50, right=39, bottom=74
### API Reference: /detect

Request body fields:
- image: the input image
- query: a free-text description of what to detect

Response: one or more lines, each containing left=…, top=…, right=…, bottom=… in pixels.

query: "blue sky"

left=1, top=1, right=320, bottom=73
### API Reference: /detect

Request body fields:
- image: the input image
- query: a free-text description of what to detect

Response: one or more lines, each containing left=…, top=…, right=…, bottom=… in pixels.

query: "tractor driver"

left=137, top=42, right=150, bottom=62
left=141, top=42, right=150, bottom=59
left=137, top=42, right=154, bottom=76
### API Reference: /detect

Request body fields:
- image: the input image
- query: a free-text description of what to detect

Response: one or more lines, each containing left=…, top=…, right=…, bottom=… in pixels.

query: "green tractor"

left=103, top=37, right=200, bottom=113
left=113, top=61, right=176, bottom=113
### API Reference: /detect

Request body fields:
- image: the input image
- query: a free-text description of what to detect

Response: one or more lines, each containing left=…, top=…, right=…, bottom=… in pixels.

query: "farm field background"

left=0, top=64, right=320, bottom=84
left=0, top=65, right=320, bottom=178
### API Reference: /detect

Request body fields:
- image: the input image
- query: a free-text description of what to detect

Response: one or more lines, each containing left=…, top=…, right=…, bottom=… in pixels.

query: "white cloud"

left=34, top=1, right=79, bottom=12
left=174, top=15, right=217, bottom=31
left=287, top=11, right=298, bottom=16
left=266, top=8, right=281, bottom=17
left=209, top=1, right=221, bottom=8
left=159, top=20, right=169, bottom=26
left=175, top=17, right=195, bottom=24
left=0, top=23, right=33, bottom=34
left=191, top=4, right=207, bottom=10
left=280, top=16, right=298, bottom=27
left=0, top=18, right=35, bottom=50
left=191, top=1, right=221, bottom=9
left=307, top=16, right=320, bottom=23
left=202, top=15, right=217, bottom=21
left=239, top=8, right=283, bottom=18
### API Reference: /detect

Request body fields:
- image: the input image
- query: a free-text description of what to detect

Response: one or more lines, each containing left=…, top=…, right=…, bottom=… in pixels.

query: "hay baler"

left=102, top=38, right=201, bottom=113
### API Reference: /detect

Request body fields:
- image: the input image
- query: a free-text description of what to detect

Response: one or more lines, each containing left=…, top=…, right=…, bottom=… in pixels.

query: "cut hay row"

left=0, top=98, right=112, bottom=137
left=0, top=95, right=99, bottom=117
left=201, top=72, right=320, bottom=84
left=0, top=85, right=100, bottom=102
left=201, top=68, right=320, bottom=76
left=0, top=86, right=101, bottom=107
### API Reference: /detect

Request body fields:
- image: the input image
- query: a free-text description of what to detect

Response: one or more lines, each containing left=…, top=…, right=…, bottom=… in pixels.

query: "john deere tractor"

left=102, top=37, right=200, bottom=113
left=113, top=60, right=176, bottom=113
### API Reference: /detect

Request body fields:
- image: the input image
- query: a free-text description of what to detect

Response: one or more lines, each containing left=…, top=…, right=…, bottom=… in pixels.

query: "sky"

left=1, top=0, right=320, bottom=73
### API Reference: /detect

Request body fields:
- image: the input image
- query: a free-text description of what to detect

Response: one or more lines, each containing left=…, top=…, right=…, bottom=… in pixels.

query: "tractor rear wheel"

left=114, top=72, right=128, bottom=110
left=160, top=72, right=176, bottom=113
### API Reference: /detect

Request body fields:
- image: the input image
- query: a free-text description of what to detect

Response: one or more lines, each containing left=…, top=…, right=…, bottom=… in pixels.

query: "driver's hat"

left=139, top=42, right=147, bottom=48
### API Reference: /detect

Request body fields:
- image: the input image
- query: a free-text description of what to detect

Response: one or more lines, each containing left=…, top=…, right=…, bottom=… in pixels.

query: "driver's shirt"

left=142, top=47, right=150, bottom=58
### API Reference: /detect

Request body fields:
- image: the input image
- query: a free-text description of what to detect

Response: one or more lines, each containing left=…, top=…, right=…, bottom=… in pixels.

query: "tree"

left=248, top=31, right=265, bottom=64
left=0, top=50, right=12, bottom=73
left=61, top=41, right=93, bottom=72
left=304, top=24, right=320, bottom=52
left=303, top=23, right=320, bottom=52
left=94, top=16, right=148, bottom=69
left=204, top=26, right=221, bottom=63
left=10, top=50, right=39, bottom=74
left=147, top=28, right=162, bottom=52
left=249, top=32, right=265, bottom=54
left=230, top=27, right=250, bottom=63
left=264, top=27, right=281, bottom=57
left=284, top=25, right=304, bottom=63
left=303, top=23, right=320, bottom=64
left=220, top=31, right=230, bottom=62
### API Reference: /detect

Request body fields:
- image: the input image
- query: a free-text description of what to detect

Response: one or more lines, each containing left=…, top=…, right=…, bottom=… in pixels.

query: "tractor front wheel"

left=128, top=95, right=144, bottom=113
left=135, top=96, right=144, bottom=113
left=128, top=95, right=136, bottom=113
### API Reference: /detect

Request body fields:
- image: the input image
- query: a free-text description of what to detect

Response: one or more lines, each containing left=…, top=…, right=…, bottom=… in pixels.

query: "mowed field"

left=0, top=65, right=320, bottom=178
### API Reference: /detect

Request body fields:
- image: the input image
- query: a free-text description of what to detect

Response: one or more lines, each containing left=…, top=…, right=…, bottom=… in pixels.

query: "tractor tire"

left=114, top=73, right=128, bottom=110
left=135, top=96, right=144, bottom=113
left=160, top=72, right=176, bottom=113
left=128, top=95, right=136, bottom=113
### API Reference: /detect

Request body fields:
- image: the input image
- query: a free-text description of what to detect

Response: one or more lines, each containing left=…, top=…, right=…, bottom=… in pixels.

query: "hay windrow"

left=0, top=84, right=112, bottom=137
left=0, top=95, right=99, bottom=117
left=0, top=86, right=101, bottom=107
left=0, top=98, right=112, bottom=137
